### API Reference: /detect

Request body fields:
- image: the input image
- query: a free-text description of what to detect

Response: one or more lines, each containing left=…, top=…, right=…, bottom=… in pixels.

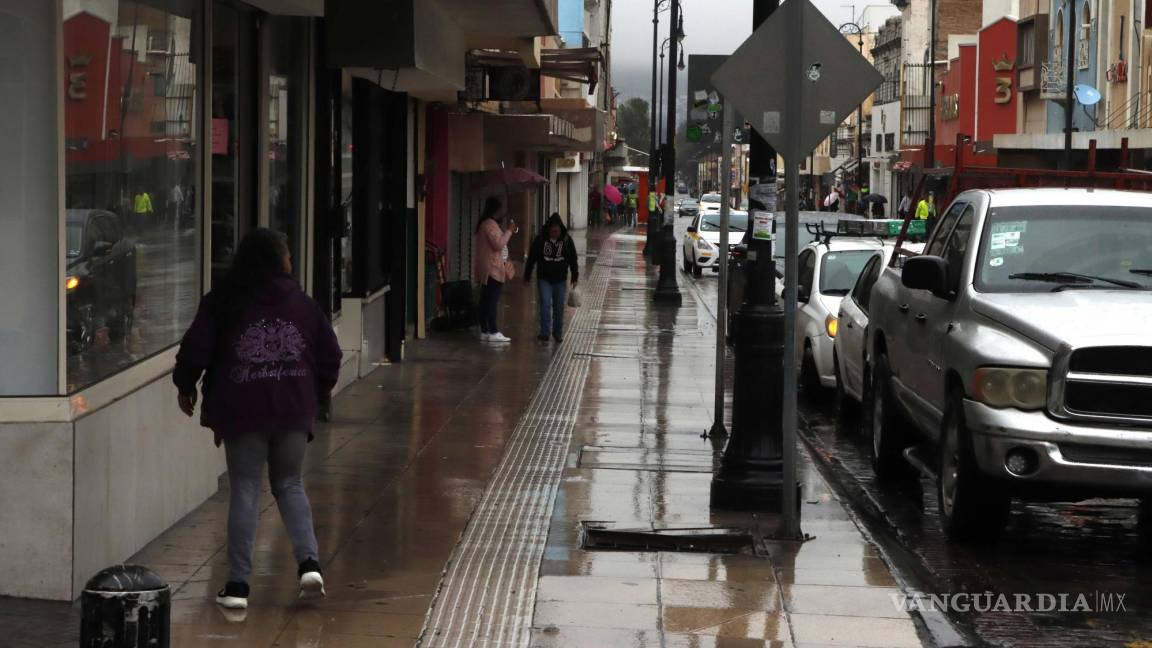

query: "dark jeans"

left=537, top=280, right=567, bottom=338
left=479, top=279, right=503, bottom=334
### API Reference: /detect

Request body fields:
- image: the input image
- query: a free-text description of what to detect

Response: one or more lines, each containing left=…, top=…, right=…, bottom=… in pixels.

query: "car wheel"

left=682, top=253, right=691, bottom=274
left=692, top=262, right=703, bottom=278
left=938, top=388, right=1011, bottom=543
left=868, top=353, right=913, bottom=480
left=801, top=344, right=821, bottom=393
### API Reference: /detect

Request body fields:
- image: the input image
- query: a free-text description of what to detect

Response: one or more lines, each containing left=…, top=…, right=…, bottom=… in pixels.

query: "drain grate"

left=580, top=522, right=754, bottom=554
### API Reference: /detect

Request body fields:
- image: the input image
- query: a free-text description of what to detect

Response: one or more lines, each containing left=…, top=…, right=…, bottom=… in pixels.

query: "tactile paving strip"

left=417, top=238, right=617, bottom=648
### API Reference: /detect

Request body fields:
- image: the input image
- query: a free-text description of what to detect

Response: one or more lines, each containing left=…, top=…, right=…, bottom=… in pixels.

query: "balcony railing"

left=1041, top=61, right=1066, bottom=100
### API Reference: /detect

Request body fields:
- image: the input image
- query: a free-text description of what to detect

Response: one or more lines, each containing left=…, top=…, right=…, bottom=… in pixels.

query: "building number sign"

left=993, top=55, right=1015, bottom=105
left=68, top=54, right=91, bottom=101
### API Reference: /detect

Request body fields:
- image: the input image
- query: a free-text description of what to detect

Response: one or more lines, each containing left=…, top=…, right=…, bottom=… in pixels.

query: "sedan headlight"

left=695, top=238, right=714, bottom=250
left=972, top=367, right=1048, bottom=410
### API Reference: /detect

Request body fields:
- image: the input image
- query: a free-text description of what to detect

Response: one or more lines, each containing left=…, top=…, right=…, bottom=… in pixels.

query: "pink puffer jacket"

left=473, top=219, right=514, bottom=285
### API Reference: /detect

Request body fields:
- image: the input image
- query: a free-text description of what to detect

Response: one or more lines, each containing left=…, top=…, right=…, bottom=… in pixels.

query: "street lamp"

left=647, top=0, right=670, bottom=260
left=653, top=0, right=683, bottom=304
left=658, top=38, right=672, bottom=144
left=839, top=21, right=866, bottom=214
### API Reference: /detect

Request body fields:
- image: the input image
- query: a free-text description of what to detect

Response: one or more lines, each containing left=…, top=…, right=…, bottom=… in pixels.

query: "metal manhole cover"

left=580, top=522, right=754, bottom=554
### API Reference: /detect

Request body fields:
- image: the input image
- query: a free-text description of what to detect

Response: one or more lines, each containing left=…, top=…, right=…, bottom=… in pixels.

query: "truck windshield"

left=820, top=250, right=877, bottom=295
left=975, top=205, right=1152, bottom=292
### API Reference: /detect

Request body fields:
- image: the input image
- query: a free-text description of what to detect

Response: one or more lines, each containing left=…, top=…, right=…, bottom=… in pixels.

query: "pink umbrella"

left=603, top=183, right=622, bottom=205
left=471, top=167, right=548, bottom=194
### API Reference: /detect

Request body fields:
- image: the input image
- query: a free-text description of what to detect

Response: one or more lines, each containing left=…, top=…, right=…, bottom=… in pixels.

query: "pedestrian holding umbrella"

left=862, top=193, right=888, bottom=218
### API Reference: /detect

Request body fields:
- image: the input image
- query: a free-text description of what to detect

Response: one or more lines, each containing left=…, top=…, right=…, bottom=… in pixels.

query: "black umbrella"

left=862, top=193, right=888, bottom=205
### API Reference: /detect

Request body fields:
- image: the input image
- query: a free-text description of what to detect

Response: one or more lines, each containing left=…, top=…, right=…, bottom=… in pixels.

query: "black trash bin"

left=81, top=565, right=170, bottom=648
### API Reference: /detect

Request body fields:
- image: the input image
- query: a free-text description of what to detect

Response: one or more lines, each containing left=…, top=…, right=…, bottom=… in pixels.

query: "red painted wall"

left=425, top=105, right=451, bottom=250
left=936, top=45, right=977, bottom=148
left=975, top=18, right=1019, bottom=142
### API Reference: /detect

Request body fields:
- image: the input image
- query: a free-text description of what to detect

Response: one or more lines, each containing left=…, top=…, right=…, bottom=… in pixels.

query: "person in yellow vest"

left=915, top=191, right=937, bottom=236
left=133, top=189, right=154, bottom=231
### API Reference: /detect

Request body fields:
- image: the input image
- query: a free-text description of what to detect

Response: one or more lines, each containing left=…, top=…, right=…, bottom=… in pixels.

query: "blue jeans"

left=537, top=280, right=567, bottom=338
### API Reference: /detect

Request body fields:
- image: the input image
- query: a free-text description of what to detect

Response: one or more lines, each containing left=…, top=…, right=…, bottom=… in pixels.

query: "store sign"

left=941, top=93, right=961, bottom=121
left=67, top=54, right=91, bottom=101
left=556, top=152, right=581, bottom=173
left=992, top=55, right=1015, bottom=105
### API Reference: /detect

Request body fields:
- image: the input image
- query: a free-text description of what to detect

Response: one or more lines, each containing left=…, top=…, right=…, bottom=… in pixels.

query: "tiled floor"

left=0, top=227, right=924, bottom=648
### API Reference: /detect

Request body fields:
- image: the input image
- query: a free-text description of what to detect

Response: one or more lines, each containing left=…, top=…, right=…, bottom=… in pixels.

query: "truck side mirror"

left=902, top=255, right=950, bottom=297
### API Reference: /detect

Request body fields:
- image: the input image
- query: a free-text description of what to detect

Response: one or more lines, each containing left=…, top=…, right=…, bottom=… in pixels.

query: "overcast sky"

left=609, top=0, right=897, bottom=100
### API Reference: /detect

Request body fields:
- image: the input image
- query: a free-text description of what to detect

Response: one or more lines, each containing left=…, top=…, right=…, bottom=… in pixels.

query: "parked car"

left=832, top=241, right=924, bottom=418
left=865, top=188, right=1152, bottom=542
left=682, top=210, right=748, bottom=277
left=677, top=197, right=700, bottom=218
left=778, top=237, right=893, bottom=393
left=66, top=209, right=138, bottom=353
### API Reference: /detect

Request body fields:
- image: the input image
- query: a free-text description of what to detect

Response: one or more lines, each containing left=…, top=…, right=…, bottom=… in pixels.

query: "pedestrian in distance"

left=524, top=213, right=579, bottom=343
left=916, top=191, right=937, bottom=236
left=898, top=191, right=913, bottom=219
left=589, top=188, right=602, bottom=228
left=173, top=228, right=342, bottom=611
left=473, top=196, right=518, bottom=343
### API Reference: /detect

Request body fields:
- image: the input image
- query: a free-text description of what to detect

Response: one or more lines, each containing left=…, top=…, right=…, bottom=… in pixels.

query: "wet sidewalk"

left=1, top=227, right=926, bottom=648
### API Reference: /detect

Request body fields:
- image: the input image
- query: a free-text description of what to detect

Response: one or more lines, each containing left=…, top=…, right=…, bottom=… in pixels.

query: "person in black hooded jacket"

left=524, top=213, right=579, bottom=343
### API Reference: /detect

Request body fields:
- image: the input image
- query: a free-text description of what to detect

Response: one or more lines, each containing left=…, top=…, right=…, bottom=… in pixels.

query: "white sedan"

left=779, top=238, right=895, bottom=392
left=832, top=241, right=923, bottom=415
left=699, top=193, right=723, bottom=214
left=682, top=210, right=748, bottom=277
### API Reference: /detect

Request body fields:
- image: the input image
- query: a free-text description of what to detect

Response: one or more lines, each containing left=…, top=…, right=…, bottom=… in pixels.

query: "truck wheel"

left=938, top=388, right=1010, bottom=543
left=801, top=344, right=821, bottom=393
left=868, top=353, right=912, bottom=479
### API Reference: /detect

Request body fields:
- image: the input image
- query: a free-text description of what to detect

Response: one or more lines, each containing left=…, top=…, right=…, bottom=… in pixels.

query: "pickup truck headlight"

left=972, top=367, right=1048, bottom=410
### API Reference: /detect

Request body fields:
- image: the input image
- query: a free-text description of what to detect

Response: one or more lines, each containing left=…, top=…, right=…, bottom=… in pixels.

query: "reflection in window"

left=267, top=16, right=307, bottom=274
left=64, top=0, right=199, bottom=391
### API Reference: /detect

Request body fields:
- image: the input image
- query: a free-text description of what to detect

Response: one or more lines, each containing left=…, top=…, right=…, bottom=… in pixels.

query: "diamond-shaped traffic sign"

left=710, top=0, right=884, bottom=160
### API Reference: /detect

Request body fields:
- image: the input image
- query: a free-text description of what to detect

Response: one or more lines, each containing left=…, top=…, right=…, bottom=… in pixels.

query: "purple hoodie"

left=174, top=276, right=342, bottom=443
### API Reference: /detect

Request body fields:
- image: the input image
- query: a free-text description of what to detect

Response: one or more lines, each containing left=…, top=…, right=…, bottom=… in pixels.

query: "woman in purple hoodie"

left=173, top=229, right=342, bottom=610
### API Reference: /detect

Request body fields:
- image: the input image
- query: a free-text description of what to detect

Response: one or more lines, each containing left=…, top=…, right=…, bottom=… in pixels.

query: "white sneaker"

left=489, top=332, right=512, bottom=343
left=479, top=332, right=493, bottom=342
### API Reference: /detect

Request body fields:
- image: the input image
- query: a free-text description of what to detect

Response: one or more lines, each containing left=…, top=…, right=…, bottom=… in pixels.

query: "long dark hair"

left=475, top=196, right=503, bottom=233
left=213, top=228, right=290, bottom=330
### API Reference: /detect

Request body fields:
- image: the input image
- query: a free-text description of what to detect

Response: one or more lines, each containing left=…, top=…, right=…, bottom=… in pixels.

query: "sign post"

left=710, top=0, right=884, bottom=536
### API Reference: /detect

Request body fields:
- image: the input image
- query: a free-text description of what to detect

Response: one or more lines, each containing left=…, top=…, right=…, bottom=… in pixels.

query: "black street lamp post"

left=654, top=1, right=683, bottom=304
left=840, top=22, right=866, bottom=211
left=646, top=0, right=664, bottom=261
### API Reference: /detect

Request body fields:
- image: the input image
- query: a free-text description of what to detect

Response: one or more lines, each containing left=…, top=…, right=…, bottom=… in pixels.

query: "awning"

left=470, top=47, right=604, bottom=91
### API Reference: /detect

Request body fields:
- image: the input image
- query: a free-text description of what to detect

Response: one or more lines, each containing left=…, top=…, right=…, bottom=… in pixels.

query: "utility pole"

left=1064, top=0, right=1077, bottom=169
left=653, top=0, right=683, bottom=304
left=710, top=0, right=785, bottom=510
left=646, top=0, right=661, bottom=260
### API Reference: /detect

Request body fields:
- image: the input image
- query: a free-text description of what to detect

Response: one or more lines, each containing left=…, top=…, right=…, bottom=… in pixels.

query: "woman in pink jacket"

left=473, top=197, right=518, bottom=343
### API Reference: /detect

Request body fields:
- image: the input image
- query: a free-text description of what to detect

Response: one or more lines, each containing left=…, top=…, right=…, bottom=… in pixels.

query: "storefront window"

left=340, top=75, right=355, bottom=294
left=64, top=0, right=201, bottom=391
left=266, top=15, right=308, bottom=274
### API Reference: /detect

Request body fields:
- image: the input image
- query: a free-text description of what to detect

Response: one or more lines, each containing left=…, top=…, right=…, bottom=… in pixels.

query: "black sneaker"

left=537, top=334, right=551, bottom=342
left=215, top=581, right=249, bottom=610
left=298, top=558, right=326, bottom=600
left=553, top=335, right=564, bottom=343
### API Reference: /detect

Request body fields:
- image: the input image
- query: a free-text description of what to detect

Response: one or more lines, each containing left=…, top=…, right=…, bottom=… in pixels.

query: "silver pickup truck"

left=865, top=188, right=1152, bottom=542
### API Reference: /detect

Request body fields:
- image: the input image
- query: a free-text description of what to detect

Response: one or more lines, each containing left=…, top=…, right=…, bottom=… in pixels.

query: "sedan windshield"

left=976, top=205, right=1152, bottom=292
left=820, top=250, right=877, bottom=295
left=700, top=212, right=749, bottom=232
left=701, top=194, right=721, bottom=204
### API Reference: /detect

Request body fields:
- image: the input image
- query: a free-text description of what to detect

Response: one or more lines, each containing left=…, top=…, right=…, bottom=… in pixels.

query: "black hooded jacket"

left=525, top=215, right=579, bottom=284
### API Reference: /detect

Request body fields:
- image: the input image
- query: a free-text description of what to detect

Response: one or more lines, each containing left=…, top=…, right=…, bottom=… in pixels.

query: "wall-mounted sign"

left=67, top=53, right=91, bottom=101
left=992, top=55, right=1015, bottom=105
left=556, top=152, right=581, bottom=173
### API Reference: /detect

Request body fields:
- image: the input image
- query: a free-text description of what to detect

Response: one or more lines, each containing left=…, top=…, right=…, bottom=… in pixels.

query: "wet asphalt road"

left=675, top=214, right=1152, bottom=648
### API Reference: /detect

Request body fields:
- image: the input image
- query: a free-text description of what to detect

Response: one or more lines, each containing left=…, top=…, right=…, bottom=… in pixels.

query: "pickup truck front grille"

left=1056, top=347, right=1152, bottom=424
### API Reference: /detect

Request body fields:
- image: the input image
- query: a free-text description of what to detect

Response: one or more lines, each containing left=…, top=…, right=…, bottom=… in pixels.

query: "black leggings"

left=480, top=279, right=504, bottom=333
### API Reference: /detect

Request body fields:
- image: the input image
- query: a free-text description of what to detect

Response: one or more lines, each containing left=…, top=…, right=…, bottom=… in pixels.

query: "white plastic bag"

left=567, top=285, right=582, bottom=308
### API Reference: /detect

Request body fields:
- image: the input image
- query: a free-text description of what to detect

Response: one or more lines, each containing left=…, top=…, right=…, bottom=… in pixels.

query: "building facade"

left=0, top=0, right=614, bottom=601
